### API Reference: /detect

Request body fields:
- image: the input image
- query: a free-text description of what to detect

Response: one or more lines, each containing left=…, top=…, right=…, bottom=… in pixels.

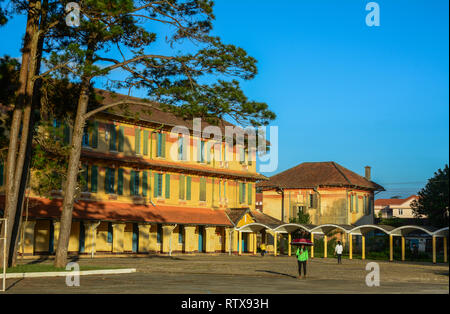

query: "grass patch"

left=1, top=264, right=124, bottom=274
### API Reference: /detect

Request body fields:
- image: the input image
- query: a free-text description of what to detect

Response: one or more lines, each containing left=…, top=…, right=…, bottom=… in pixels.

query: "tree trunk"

left=54, top=78, right=91, bottom=268
left=9, top=0, right=48, bottom=266
left=0, top=0, right=41, bottom=267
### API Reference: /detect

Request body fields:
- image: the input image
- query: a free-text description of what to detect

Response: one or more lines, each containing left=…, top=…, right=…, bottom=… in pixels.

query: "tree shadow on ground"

left=26, top=256, right=49, bottom=265
left=255, top=270, right=297, bottom=279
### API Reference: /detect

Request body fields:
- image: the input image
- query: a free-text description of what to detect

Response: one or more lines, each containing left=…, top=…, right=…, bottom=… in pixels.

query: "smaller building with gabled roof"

left=374, top=195, right=420, bottom=219
left=256, top=161, right=385, bottom=226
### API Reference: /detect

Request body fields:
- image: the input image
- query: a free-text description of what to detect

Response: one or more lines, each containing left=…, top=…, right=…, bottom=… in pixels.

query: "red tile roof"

left=12, top=196, right=233, bottom=226
left=257, top=161, right=384, bottom=191
left=374, top=195, right=418, bottom=207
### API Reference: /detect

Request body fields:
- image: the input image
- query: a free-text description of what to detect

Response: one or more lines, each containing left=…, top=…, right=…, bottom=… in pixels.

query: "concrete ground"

left=3, top=254, right=449, bottom=294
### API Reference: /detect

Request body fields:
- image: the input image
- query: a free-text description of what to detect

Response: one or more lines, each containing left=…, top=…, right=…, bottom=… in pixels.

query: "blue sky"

left=0, top=0, right=448, bottom=199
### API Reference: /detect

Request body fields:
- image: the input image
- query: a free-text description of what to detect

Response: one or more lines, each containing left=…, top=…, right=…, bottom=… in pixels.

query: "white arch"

left=432, top=226, right=449, bottom=237
left=390, top=225, right=436, bottom=237
left=272, top=223, right=312, bottom=234
left=235, top=222, right=271, bottom=233
left=348, top=224, right=394, bottom=235
left=309, top=224, right=352, bottom=235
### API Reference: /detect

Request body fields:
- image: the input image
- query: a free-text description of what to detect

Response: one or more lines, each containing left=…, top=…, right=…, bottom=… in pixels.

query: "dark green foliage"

left=411, top=165, right=449, bottom=228
left=289, top=210, right=312, bottom=225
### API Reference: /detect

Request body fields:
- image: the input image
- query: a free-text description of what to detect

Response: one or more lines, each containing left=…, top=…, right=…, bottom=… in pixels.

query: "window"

left=179, top=175, right=185, bottom=200
left=107, top=223, right=113, bottom=243
left=91, top=121, right=98, bottom=148
left=199, top=177, right=207, bottom=201
left=108, top=124, right=117, bottom=151
left=239, top=182, right=246, bottom=204
left=154, top=173, right=163, bottom=197
left=247, top=183, right=252, bottom=205
left=105, top=168, right=115, bottom=194
left=200, top=140, right=206, bottom=163
left=118, top=126, right=124, bottom=152
left=130, top=170, right=140, bottom=196
left=91, top=165, right=98, bottom=192
left=398, top=209, right=403, bottom=215
left=142, top=172, right=148, bottom=197
left=355, top=195, right=359, bottom=213
left=350, top=195, right=354, bottom=212
left=117, top=168, right=124, bottom=195
left=178, top=136, right=185, bottom=161
left=186, top=176, right=192, bottom=200
left=157, top=133, right=166, bottom=157
left=239, top=147, right=246, bottom=164
left=157, top=224, right=162, bottom=244
left=82, top=126, right=90, bottom=147
left=178, top=226, right=184, bottom=244
left=165, top=174, right=171, bottom=199
left=309, top=194, right=314, bottom=208
left=81, top=164, right=89, bottom=192
left=143, top=130, right=149, bottom=155
left=135, top=128, right=141, bottom=154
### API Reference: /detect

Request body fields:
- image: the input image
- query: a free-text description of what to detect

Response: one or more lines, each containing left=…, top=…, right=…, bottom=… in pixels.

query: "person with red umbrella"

left=292, top=238, right=313, bottom=279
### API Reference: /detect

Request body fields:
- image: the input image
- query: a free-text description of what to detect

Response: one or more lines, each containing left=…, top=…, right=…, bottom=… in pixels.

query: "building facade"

left=374, top=195, right=419, bottom=219
left=0, top=90, right=268, bottom=256
left=257, top=162, right=385, bottom=226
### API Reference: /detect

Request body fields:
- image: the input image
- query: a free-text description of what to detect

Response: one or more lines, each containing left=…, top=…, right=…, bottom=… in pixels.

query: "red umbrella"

left=290, top=238, right=314, bottom=246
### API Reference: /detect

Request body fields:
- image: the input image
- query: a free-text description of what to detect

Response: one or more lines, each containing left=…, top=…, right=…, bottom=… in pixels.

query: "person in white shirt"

left=334, top=241, right=343, bottom=264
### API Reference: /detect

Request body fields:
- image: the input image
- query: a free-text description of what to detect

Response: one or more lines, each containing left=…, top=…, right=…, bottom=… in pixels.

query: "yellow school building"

left=0, top=89, right=277, bottom=257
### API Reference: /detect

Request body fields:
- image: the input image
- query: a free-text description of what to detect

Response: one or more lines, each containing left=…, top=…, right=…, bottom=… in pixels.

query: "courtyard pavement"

left=3, top=255, right=449, bottom=294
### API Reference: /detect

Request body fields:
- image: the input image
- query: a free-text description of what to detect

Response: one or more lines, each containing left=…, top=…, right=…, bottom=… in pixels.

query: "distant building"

left=374, top=195, right=420, bottom=219
left=255, top=193, right=263, bottom=212
left=256, top=162, right=385, bottom=226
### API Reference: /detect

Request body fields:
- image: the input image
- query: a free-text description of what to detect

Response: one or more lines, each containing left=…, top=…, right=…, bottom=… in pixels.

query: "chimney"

left=365, top=166, right=371, bottom=181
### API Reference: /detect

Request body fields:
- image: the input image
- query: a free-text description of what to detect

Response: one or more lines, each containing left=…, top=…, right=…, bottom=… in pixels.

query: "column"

left=288, top=233, right=292, bottom=257
left=205, top=227, right=216, bottom=253
left=162, top=225, right=176, bottom=254
left=224, top=227, right=233, bottom=254
left=389, top=235, right=393, bottom=262
left=349, top=234, right=353, bottom=260
left=310, top=233, right=314, bottom=258
left=238, top=231, right=242, bottom=255
left=362, top=235, right=366, bottom=260
left=432, top=236, right=436, bottom=264
left=444, top=237, right=448, bottom=263
left=138, top=224, right=151, bottom=253
left=53, top=221, right=61, bottom=252
left=184, top=226, right=196, bottom=253
left=253, top=232, right=257, bottom=255
left=84, top=221, right=101, bottom=257
left=112, top=223, right=126, bottom=253
left=401, top=236, right=405, bottom=261
left=273, top=232, right=277, bottom=257
left=323, top=235, right=327, bottom=258
left=148, top=224, right=158, bottom=253
left=20, top=221, right=36, bottom=255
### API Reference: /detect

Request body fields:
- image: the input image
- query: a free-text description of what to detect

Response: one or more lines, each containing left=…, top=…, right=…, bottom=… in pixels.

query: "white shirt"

left=335, top=244, right=343, bottom=254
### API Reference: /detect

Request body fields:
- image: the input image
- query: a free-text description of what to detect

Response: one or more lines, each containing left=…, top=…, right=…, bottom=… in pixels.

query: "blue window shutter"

left=143, top=130, right=149, bottom=155
left=161, top=133, right=166, bottom=158
left=142, top=172, right=148, bottom=197
left=135, top=128, right=141, bottom=154
left=186, top=176, right=192, bottom=200
left=91, top=121, right=98, bottom=148
left=165, top=174, right=170, bottom=199
left=134, top=171, right=140, bottom=195
left=130, top=170, right=135, bottom=196
left=91, top=166, right=98, bottom=192
left=118, top=126, right=124, bottom=152
left=118, top=168, right=124, bottom=195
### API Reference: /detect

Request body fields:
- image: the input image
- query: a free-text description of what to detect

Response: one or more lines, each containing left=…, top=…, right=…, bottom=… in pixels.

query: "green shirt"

left=296, top=248, right=309, bottom=262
